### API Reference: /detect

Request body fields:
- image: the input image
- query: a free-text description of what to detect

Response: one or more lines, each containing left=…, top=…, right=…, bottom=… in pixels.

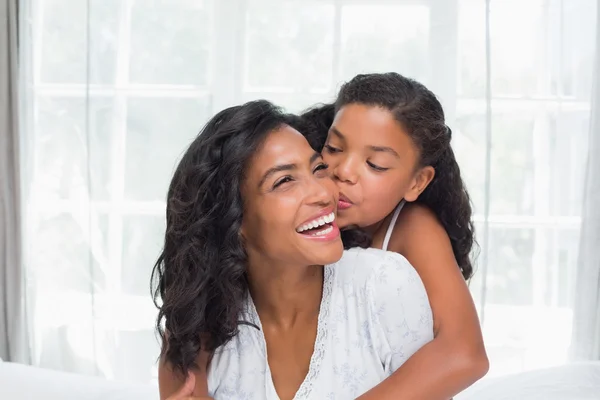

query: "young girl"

left=295, top=72, right=489, bottom=399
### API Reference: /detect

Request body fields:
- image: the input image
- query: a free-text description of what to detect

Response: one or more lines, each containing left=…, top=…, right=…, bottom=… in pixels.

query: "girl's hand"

left=165, top=372, right=213, bottom=400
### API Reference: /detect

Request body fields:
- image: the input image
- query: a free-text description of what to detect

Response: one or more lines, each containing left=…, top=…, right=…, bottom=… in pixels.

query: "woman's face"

left=322, top=104, right=430, bottom=230
left=241, top=125, right=343, bottom=267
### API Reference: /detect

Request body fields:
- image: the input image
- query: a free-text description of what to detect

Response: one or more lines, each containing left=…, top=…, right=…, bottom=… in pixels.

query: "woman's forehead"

left=249, top=127, right=314, bottom=171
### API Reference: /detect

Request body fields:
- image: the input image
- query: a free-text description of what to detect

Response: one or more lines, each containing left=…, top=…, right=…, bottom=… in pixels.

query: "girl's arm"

left=358, top=203, right=488, bottom=400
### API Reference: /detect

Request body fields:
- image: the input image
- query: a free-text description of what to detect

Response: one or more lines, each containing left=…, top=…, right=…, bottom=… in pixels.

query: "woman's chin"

left=307, top=244, right=344, bottom=266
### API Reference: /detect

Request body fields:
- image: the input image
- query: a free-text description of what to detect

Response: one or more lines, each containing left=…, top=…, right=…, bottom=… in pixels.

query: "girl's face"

left=322, top=104, right=433, bottom=230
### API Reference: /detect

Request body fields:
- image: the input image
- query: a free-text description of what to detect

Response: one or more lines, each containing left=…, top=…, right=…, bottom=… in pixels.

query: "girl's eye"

left=313, top=163, right=329, bottom=173
left=324, top=144, right=341, bottom=153
left=273, top=176, right=294, bottom=188
left=367, top=161, right=389, bottom=172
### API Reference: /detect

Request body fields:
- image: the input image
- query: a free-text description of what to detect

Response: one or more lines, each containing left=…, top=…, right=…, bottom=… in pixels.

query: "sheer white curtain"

left=570, top=0, right=600, bottom=361
left=18, top=0, right=598, bottom=383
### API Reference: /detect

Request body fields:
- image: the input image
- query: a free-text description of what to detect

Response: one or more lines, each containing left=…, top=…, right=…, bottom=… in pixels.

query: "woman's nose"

left=306, top=175, right=336, bottom=207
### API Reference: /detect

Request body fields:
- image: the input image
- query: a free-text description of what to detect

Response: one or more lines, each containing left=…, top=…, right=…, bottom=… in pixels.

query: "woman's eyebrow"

left=258, top=152, right=321, bottom=188
left=309, top=152, right=321, bottom=164
left=258, top=163, right=297, bottom=187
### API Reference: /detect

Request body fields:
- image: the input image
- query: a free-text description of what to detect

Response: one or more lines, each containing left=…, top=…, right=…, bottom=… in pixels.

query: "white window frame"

left=23, top=0, right=588, bottom=375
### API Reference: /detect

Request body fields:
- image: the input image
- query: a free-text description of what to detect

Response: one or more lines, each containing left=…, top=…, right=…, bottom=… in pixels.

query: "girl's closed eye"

left=324, top=144, right=341, bottom=153
left=367, top=161, right=389, bottom=172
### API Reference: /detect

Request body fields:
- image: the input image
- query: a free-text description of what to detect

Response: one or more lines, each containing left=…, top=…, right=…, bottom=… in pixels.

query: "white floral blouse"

left=207, top=247, right=434, bottom=399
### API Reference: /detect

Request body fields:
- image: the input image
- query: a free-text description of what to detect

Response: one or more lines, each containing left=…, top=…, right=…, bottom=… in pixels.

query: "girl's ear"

left=404, top=166, right=435, bottom=202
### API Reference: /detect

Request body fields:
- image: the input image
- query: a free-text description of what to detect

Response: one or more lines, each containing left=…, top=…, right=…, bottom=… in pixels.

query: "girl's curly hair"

left=295, top=73, right=476, bottom=280
left=151, top=100, right=290, bottom=375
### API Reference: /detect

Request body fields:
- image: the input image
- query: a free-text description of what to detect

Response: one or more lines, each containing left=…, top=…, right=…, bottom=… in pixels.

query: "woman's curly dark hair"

left=151, top=100, right=290, bottom=375
left=296, top=73, right=476, bottom=280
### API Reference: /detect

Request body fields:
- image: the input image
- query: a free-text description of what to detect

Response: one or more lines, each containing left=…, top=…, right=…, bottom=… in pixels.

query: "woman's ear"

left=404, top=166, right=435, bottom=202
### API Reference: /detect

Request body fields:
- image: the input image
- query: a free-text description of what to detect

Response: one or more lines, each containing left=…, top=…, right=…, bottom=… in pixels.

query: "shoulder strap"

left=382, top=201, right=406, bottom=251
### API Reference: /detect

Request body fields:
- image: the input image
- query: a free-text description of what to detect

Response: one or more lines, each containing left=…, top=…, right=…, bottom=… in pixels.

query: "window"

left=22, top=0, right=596, bottom=382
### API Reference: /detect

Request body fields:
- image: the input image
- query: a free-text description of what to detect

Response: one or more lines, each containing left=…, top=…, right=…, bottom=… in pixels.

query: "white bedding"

left=458, top=362, right=600, bottom=400
left=0, top=358, right=158, bottom=400
left=2, top=357, right=599, bottom=399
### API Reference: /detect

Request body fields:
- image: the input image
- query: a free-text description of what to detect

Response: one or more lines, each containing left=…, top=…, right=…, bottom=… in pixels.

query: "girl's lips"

left=338, top=192, right=353, bottom=210
left=338, top=199, right=352, bottom=210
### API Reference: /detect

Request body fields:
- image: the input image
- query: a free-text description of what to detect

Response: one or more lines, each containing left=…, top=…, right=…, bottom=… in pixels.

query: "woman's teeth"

left=296, top=212, right=335, bottom=233
left=308, top=225, right=333, bottom=236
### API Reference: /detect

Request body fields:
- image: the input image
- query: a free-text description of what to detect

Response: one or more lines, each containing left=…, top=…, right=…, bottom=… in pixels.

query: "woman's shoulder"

left=328, top=247, right=433, bottom=364
left=335, top=246, right=415, bottom=269
left=330, top=247, right=422, bottom=290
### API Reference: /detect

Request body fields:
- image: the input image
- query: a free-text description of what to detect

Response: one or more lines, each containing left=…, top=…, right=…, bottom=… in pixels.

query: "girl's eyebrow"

left=368, top=145, right=400, bottom=158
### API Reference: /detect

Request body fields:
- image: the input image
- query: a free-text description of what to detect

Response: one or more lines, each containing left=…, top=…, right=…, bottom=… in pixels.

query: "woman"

left=154, top=100, right=433, bottom=399
left=294, top=72, right=489, bottom=399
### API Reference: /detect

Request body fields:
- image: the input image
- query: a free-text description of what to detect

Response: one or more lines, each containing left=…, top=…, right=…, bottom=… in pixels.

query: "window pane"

left=244, top=0, right=334, bottom=91
left=39, top=0, right=120, bottom=84
left=489, top=0, right=545, bottom=96
left=29, top=211, right=109, bottom=293
left=554, top=228, right=579, bottom=308
left=483, top=302, right=572, bottom=376
left=124, top=96, right=211, bottom=201
left=241, top=92, right=334, bottom=114
left=34, top=96, right=115, bottom=201
left=121, top=216, right=165, bottom=296
left=536, top=227, right=580, bottom=309
left=453, top=111, right=487, bottom=215
left=549, top=110, right=590, bottom=216
left=457, top=106, right=590, bottom=217
left=459, top=0, right=597, bottom=99
left=129, top=0, right=211, bottom=85
left=34, top=298, right=159, bottom=379
left=484, top=226, right=578, bottom=307
left=550, top=0, right=597, bottom=99
left=458, top=0, right=486, bottom=97
left=340, top=5, right=430, bottom=83
left=486, top=227, right=534, bottom=305
left=34, top=323, right=98, bottom=374
left=482, top=227, right=576, bottom=376
left=489, top=112, right=536, bottom=215
left=102, top=329, right=159, bottom=383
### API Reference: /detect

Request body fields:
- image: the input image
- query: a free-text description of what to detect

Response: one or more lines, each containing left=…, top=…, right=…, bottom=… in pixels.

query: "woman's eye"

left=313, top=163, right=329, bottom=173
left=324, top=144, right=341, bottom=153
left=273, top=176, right=294, bottom=188
left=367, top=161, right=389, bottom=172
